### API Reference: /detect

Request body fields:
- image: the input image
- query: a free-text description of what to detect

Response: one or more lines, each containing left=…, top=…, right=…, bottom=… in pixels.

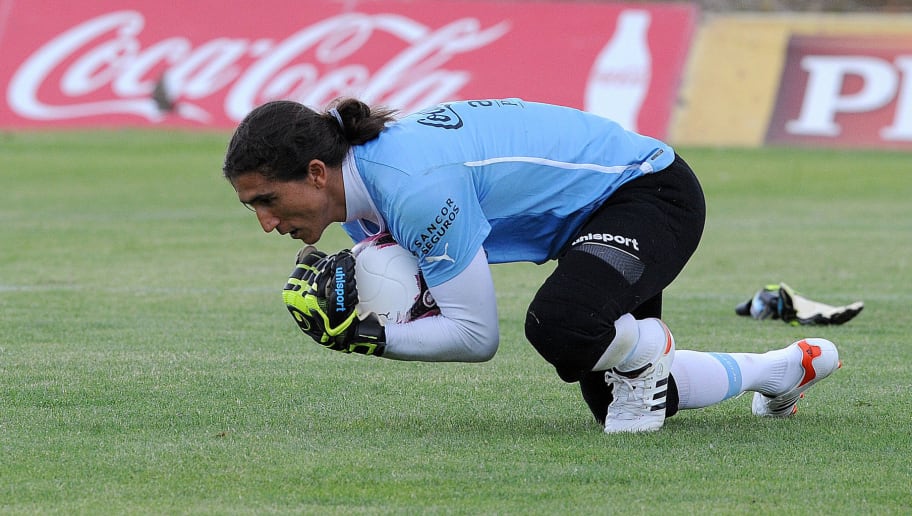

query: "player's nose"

left=255, top=208, right=280, bottom=233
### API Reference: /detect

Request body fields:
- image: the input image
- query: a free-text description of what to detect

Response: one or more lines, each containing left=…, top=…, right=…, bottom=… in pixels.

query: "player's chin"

left=292, top=228, right=322, bottom=244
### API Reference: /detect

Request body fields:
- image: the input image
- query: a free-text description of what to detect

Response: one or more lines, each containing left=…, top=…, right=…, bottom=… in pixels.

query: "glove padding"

left=735, top=282, right=863, bottom=325
left=283, top=246, right=386, bottom=355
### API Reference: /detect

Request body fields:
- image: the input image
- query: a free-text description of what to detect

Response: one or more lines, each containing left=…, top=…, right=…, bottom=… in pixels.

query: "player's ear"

left=308, top=159, right=328, bottom=188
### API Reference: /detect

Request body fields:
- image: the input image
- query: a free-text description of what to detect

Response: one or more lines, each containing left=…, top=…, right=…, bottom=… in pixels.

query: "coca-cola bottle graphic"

left=585, top=10, right=652, bottom=132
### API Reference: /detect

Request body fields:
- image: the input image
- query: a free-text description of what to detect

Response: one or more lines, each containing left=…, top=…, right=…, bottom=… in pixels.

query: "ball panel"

left=352, top=233, right=439, bottom=324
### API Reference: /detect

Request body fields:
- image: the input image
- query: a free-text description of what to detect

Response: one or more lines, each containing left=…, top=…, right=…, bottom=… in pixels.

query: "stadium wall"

left=1, top=0, right=910, bottom=150
left=0, top=0, right=696, bottom=140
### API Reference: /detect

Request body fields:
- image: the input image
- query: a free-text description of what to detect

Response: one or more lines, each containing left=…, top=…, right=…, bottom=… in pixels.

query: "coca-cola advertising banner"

left=0, top=0, right=696, bottom=138
left=767, top=35, right=912, bottom=150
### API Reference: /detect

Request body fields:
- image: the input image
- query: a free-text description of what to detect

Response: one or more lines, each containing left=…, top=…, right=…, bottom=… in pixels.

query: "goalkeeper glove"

left=734, top=283, right=782, bottom=320
left=735, top=282, right=863, bottom=325
left=777, top=282, right=864, bottom=326
left=282, top=247, right=386, bottom=356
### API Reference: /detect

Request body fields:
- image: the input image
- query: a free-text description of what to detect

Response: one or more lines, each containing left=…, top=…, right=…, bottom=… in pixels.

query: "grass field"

left=2, top=131, right=911, bottom=514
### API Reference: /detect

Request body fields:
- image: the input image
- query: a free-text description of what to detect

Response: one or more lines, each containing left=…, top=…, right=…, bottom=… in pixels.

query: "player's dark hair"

left=222, top=98, right=397, bottom=182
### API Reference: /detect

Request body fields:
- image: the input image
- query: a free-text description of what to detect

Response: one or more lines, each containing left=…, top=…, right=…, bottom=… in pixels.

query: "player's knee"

left=525, top=295, right=608, bottom=349
left=525, top=300, right=612, bottom=382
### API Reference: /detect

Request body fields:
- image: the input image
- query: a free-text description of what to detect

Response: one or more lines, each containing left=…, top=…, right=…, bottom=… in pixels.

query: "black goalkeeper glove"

left=282, top=246, right=386, bottom=356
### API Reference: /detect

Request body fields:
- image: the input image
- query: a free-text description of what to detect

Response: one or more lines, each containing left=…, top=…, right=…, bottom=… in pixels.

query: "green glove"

left=283, top=247, right=386, bottom=355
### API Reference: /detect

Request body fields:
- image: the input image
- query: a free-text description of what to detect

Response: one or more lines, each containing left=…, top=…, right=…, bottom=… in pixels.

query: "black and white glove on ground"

left=735, top=282, right=863, bottom=326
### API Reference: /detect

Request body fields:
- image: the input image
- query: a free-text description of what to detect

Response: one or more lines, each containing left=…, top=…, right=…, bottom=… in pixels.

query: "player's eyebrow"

left=240, top=192, right=275, bottom=206
left=238, top=192, right=277, bottom=211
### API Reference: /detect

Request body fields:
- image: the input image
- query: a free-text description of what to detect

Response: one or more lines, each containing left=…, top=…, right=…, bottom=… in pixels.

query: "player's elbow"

left=463, top=334, right=499, bottom=362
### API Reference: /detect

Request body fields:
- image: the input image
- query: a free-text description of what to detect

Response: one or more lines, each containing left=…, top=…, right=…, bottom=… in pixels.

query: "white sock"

left=592, top=316, right=670, bottom=373
left=672, top=346, right=800, bottom=410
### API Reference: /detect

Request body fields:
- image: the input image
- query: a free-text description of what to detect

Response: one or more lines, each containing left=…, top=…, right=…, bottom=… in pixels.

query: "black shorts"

left=525, top=153, right=706, bottom=380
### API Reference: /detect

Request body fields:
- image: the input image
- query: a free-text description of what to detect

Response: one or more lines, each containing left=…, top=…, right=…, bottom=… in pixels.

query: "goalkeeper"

left=223, top=98, right=842, bottom=434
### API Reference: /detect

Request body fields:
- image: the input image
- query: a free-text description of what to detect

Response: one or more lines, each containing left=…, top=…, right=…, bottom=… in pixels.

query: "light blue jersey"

left=342, top=99, right=674, bottom=287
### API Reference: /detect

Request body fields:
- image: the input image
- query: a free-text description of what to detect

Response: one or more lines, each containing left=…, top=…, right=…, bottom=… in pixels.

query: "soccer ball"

left=351, top=232, right=439, bottom=325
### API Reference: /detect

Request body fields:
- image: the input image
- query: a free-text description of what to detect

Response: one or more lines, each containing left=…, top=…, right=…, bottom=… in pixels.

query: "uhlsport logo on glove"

left=335, top=266, right=348, bottom=312
left=283, top=246, right=388, bottom=356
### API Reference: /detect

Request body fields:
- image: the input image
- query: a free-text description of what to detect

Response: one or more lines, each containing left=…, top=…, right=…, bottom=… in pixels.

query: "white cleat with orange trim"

left=604, top=320, right=675, bottom=433
left=752, top=338, right=841, bottom=417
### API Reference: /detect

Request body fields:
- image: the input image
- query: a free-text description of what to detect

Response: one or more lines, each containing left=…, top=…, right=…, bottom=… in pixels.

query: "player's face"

left=231, top=169, right=336, bottom=244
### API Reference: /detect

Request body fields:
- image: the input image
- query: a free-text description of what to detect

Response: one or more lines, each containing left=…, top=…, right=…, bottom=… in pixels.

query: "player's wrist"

left=341, top=313, right=387, bottom=356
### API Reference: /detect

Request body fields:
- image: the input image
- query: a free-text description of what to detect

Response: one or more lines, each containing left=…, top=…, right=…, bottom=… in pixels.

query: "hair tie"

left=328, top=108, right=344, bottom=128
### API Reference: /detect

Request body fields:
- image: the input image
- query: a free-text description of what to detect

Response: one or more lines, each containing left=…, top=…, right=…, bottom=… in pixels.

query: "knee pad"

left=525, top=303, right=614, bottom=383
left=524, top=250, right=635, bottom=382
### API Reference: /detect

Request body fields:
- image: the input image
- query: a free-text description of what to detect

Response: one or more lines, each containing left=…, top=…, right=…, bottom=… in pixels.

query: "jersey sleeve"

left=385, top=165, right=491, bottom=288
left=382, top=247, right=499, bottom=362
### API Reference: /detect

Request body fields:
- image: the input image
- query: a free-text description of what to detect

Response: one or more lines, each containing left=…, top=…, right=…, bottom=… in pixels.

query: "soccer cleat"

left=604, top=321, right=675, bottom=433
left=751, top=338, right=841, bottom=417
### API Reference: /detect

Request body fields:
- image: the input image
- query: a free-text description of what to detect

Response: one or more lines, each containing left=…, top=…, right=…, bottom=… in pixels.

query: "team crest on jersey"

left=416, top=104, right=463, bottom=130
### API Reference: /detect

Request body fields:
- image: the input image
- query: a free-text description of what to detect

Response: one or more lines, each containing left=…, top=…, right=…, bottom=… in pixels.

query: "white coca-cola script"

left=8, top=11, right=511, bottom=123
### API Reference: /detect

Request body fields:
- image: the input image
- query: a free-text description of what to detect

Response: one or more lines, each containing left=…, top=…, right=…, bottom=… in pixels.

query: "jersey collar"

left=341, top=148, right=385, bottom=235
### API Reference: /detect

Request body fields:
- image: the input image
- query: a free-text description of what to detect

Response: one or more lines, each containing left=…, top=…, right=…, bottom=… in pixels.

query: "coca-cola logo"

left=7, top=10, right=511, bottom=123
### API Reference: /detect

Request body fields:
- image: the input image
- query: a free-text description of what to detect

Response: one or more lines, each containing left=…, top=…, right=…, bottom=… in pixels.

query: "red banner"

left=767, top=35, right=912, bottom=150
left=0, top=0, right=695, bottom=138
